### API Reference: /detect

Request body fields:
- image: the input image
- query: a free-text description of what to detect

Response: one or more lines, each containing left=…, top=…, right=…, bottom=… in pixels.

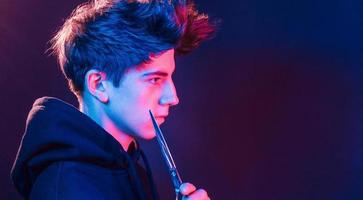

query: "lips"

left=155, top=117, right=165, bottom=125
left=151, top=111, right=168, bottom=125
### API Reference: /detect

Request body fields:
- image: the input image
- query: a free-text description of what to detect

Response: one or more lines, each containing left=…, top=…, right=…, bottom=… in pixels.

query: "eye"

left=148, top=77, right=162, bottom=84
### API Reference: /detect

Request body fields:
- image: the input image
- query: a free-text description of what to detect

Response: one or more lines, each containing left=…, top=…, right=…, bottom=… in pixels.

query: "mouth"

left=155, top=117, right=165, bottom=125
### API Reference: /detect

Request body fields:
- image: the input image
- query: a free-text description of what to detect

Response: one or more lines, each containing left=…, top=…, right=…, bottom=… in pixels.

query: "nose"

left=159, top=80, right=179, bottom=106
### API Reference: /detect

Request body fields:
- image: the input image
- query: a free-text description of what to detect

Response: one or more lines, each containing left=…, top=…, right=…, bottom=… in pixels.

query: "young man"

left=11, top=0, right=215, bottom=199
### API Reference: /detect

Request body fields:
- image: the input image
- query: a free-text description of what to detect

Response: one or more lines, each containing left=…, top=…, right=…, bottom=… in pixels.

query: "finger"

left=179, top=182, right=197, bottom=196
left=184, top=189, right=209, bottom=200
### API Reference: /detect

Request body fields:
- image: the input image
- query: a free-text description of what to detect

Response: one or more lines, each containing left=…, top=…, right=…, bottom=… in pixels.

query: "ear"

left=84, top=69, right=109, bottom=103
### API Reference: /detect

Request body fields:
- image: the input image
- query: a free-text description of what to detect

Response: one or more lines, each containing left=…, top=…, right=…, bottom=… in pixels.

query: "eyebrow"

left=142, top=71, right=169, bottom=77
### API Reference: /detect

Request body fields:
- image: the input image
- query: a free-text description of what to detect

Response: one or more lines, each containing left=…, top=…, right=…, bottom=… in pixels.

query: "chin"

left=136, top=128, right=156, bottom=140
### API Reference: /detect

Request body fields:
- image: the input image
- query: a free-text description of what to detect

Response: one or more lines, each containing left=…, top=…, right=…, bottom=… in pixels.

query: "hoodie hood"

left=11, top=97, right=135, bottom=198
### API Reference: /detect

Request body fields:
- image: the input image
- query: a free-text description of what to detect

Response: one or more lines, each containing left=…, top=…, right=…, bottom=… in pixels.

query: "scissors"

left=149, top=110, right=183, bottom=200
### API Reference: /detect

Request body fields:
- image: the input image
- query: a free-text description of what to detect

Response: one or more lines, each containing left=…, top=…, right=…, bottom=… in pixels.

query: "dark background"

left=1, top=0, right=363, bottom=199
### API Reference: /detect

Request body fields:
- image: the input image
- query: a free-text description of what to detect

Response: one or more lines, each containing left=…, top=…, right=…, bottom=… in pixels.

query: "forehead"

left=136, top=49, right=176, bottom=74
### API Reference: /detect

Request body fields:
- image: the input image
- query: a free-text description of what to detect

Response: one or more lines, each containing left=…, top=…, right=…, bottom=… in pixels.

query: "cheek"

left=136, top=88, right=160, bottom=107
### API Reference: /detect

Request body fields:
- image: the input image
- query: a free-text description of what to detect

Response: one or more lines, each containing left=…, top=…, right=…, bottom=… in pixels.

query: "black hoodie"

left=11, top=97, right=159, bottom=200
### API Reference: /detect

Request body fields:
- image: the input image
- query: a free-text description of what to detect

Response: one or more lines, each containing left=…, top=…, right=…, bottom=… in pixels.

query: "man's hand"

left=179, top=182, right=210, bottom=200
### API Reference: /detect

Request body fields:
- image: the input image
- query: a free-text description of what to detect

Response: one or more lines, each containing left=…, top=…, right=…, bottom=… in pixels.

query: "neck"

left=101, top=117, right=135, bottom=151
left=80, top=101, right=134, bottom=151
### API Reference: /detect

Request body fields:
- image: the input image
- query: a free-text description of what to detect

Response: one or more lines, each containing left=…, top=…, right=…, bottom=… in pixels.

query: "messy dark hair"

left=50, top=0, right=216, bottom=96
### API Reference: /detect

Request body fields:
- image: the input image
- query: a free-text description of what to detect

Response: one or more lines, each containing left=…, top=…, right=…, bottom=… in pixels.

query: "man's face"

left=104, top=49, right=179, bottom=140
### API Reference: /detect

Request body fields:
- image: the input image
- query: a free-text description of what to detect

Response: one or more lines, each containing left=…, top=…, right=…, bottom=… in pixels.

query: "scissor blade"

left=149, top=110, right=182, bottom=190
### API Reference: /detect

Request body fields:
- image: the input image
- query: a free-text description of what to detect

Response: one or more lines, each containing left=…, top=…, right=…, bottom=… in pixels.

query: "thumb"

left=179, top=182, right=196, bottom=196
